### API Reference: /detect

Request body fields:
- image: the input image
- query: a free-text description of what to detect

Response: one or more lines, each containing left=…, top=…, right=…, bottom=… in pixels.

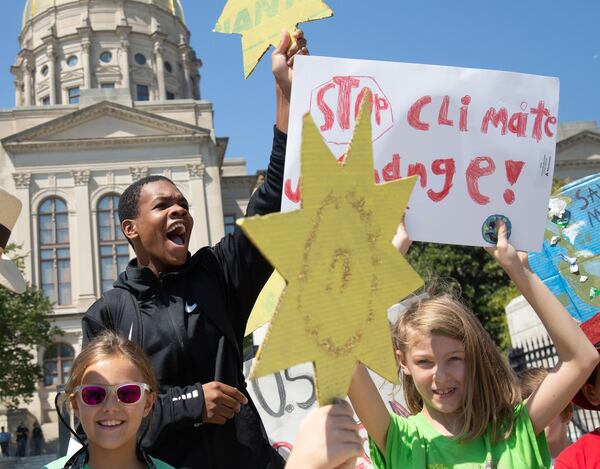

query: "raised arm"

left=273, top=29, right=307, bottom=134
left=486, top=222, right=600, bottom=434
left=348, top=363, right=391, bottom=454
left=214, top=30, right=308, bottom=340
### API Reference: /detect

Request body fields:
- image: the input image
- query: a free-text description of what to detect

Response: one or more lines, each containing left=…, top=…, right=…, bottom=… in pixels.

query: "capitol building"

left=0, top=0, right=599, bottom=450
left=0, top=0, right=259, bottom=434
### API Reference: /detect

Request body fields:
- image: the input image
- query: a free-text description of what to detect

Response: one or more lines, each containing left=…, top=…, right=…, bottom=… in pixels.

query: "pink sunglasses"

left=74, top=383, right=151, bottom=406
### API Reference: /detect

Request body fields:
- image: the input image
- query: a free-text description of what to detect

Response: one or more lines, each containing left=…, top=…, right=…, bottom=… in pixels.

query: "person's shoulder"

left=388, top=411, right=423, bottom=436
left=150, top=456, right=177, bottom=469
left=42, top=455, right=71, bottom=469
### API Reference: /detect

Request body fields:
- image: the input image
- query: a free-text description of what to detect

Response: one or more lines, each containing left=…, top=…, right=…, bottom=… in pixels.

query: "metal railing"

left=509, top=336, right=600, bottom=441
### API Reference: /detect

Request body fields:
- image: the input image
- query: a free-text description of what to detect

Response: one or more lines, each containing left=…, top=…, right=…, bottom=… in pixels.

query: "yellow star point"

left=238, top=92, right=423, bottom=405
left=214, top=0, right=333, bottom=78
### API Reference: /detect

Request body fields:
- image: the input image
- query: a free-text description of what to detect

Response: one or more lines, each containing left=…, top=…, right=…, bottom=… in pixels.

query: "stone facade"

left=0, top=0, right=259, bottom=427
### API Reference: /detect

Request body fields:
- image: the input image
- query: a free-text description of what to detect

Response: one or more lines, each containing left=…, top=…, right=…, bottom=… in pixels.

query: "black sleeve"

left=142, top=383, right=205, bottom=449
left=213, top=126, right=287, bottom=343
left=81, top=300, right=207, bottom=438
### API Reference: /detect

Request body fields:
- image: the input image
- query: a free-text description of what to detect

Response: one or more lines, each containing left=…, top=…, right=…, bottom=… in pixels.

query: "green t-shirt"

left=369, top=402, right=550, bottom=469
left=43, top=454, right=175, bottom=469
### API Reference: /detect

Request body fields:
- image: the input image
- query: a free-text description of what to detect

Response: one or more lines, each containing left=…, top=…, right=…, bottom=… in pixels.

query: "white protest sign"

left=244, top=359, right=408, bottom=467
left=284, top=55, right=559, bottom=251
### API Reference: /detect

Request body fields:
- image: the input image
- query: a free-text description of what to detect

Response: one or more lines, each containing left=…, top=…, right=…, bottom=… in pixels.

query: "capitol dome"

left=23, top=0, right=186, bottom=27
left=13, top=0, right=200, bottom=107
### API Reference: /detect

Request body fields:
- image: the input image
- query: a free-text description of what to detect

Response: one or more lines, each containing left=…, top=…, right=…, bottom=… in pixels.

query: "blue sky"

left=1, top=1, right=599, bottom=173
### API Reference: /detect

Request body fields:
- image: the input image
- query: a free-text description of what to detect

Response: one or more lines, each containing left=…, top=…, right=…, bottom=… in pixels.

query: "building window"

left=136, top=84, right=149, bottom=101
left=165, top=61, right=173, bottom=73
left=43, top=342, right=74, bottom=387
left=41, top=96, right=50, bottom=105
left=224, top=215, right=236, bottom=235
left=166, top=91, right=175, bottom=100
left=68, top=87, right=80, bottom=104
left=97, top=194, right=129, bottom=292
left=100, top=51, right=113, bottom=63
left=100, top=83, right=115, bottom=89
left=66, top=55, right=78, bottom=67
left=134, top=53, right=147, bottom=65
left=41, top=65, right=49, bottom=77
left=39, top=197, right=71, bottom=305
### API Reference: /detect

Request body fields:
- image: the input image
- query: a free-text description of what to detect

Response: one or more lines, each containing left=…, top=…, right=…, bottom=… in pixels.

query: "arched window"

left=39, top=198, right=71, bottom=305
left=97, top=194, right=129, bottom=292
left=43, top=342, right=74, bottom=387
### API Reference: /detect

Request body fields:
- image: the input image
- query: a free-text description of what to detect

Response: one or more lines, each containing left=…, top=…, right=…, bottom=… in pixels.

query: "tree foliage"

left=406, top=242, right=515, bottom=349
left=0, top=245, right=60, bottom=407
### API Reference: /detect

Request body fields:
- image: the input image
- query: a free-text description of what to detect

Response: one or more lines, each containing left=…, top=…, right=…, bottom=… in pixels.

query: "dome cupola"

left=14, top=0, right=199, bottom=107
left=23, top=0, right=185, bottom=28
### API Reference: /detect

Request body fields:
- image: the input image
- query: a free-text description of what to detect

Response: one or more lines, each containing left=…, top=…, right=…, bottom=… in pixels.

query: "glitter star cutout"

left=238, top=94, right=423, bottom=405
left=214, top=0, right=333, bottom=78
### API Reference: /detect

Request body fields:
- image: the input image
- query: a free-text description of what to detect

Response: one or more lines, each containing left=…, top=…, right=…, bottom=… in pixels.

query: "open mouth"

left=97, top=420, right=124, bottom=429
left=432, top=388, right=456, bottom=398
left=166, top=222, right=187, bottom=247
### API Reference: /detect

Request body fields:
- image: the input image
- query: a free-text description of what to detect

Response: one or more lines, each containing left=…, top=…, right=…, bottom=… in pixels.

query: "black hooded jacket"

left=82, top=128, right=287, bottom=469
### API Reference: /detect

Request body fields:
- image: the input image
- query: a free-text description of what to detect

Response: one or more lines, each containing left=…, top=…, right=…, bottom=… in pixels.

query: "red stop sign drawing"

left=309, top=76, right=394, bottom=149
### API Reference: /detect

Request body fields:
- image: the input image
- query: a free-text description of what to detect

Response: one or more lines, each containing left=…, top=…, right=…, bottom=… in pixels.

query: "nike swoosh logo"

left=185, top=302, right=198, bottom=313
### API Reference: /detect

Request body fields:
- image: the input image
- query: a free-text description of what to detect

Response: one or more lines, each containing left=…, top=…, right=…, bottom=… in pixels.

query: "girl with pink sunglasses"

left=44, top=331, right=174, bottom=469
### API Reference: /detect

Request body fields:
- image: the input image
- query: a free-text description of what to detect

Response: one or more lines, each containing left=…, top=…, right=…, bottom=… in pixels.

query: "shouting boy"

left=82, top=31, right=307, bottom=469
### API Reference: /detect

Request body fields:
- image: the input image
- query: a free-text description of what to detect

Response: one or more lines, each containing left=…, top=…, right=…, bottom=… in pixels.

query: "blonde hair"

left=518, top=367, right=572, bottom=419
left=66, top=331, right=158, bottom=396
left=392, top=293, right=520, bottom=443
left=517, top=367, right=547, bottom=400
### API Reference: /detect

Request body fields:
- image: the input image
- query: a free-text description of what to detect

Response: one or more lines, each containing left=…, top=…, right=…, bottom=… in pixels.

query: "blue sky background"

left=1, top=1, right=599, bottom=173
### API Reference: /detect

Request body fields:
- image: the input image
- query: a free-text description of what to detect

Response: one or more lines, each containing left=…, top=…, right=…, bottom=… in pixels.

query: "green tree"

left=0, top=245, right=60, bottom=407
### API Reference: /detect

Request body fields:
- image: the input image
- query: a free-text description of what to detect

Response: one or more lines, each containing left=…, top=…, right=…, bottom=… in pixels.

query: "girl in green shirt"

left=44, top=331, right=174, bottom=469
left=349, top=222, right=600, bottom=469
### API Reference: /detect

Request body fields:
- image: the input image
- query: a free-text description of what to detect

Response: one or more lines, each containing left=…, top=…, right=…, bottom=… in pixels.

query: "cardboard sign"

left=284, top=55, right=560, bottom=251
left=528, top=173, right=600, bottom=323
left=214, top=0, right=333, bottom=78
left=245, top=270, right=286, bottom=336
left=244, top=359, right=409, bottom=467
left=239, top=99, right=422, bottom=405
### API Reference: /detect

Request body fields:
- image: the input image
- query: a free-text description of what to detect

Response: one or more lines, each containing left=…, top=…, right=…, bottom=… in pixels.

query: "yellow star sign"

left=214, top=0, right=333, bottom=78
left=238, top=94, right=424, bottom=405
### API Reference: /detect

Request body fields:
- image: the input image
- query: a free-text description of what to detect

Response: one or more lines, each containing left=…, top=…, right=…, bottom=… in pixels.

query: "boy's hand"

left=484, top=220, right=529, bottom=276
left=273, top=29, right=308, bottom=133
left=201, top=381, right=248, bottom=425
left=392, top=219, right=412, bottom=256
left=272, top=29, right=308, bottom=101
left=286, top=400, right=363, bottom=469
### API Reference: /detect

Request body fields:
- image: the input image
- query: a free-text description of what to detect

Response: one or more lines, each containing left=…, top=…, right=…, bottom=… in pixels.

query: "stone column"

left=71, top=170, right=96, bottom=306
left=179, top=46, right=192, bottom=99
left=12, top=172, right=32, bottom=282
left=23, top=58, right=33, bottom=106
left=14, top=80, right=23, bottom=107
left=119, top=38, right=131, bottom=91
left=186, top=162, right=209, bottom=250
left=153, top=33, right=167, bottom=101
left=46, top=44, right=57, bottom=104
left=81, top=40, right=92, bottom=89
left=204, top=163, right=225, bottom=244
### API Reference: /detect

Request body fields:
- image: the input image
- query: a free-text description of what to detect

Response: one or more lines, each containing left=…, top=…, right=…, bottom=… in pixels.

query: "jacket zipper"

left=161, top=278, right=188, bottom=363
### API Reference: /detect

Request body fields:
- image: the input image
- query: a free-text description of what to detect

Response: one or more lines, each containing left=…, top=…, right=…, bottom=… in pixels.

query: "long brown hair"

left=392, top=293, right=520, bottom=443
left=66, top=331, right=158, bottom=396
